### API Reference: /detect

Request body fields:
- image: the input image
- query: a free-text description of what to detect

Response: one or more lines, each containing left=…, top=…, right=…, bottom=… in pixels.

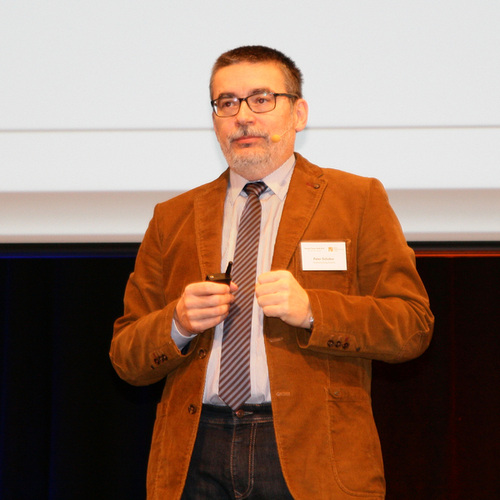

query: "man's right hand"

left=174, top=281, right=237, bottom=336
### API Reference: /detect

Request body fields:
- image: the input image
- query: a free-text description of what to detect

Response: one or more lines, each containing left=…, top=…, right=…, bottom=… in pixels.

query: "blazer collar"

left=194, top=170, right=229, bottom=279
left=193, top=153, right=327, bottom=278
left=272, top=153, right=327, bottom=270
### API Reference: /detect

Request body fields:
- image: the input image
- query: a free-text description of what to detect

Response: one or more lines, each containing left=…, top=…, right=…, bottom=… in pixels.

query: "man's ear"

left=294, top=98, right=309, bottom=132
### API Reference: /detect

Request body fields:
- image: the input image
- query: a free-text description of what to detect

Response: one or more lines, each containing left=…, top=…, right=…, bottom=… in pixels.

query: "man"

left=110, top=45, right=434, bottom=499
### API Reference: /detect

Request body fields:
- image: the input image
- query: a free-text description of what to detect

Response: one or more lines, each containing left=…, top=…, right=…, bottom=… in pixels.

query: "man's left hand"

left=255, top=270, right=312, bottom=329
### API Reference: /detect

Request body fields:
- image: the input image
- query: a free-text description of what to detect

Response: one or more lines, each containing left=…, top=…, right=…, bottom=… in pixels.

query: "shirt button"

left=187, top=405, right=197, bottom=414
left=235, top=409, right=245, bottom=418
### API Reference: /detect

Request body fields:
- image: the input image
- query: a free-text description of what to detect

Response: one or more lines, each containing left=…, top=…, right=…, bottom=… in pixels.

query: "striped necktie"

left=219, top=181, right=267, bottom=411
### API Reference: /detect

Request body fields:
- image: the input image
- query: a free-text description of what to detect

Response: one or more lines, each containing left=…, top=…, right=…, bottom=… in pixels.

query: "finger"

left=183, top=291, right=235, bottom=313
left=255, top=278, right=291, bottom=300
left=260, top=304, right=284, bottom=319
left=186, top=281, right=231, bottom=297
left=257, top=270, right=287, bottom=284
left=176, top=300, right=232, bottom=334
left=256, top=289, right=285, bottom=307
left=188, top=299, right=234, bottom=319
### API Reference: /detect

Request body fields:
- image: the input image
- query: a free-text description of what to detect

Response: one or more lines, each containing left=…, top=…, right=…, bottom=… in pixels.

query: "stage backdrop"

left=1, top=250, right=499, bottom=499
left=1, top=1, right=499, bottom=243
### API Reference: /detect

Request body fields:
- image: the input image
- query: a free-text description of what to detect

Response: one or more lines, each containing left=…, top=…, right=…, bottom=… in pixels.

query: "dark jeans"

left=181, top=404, right=294, bottom=500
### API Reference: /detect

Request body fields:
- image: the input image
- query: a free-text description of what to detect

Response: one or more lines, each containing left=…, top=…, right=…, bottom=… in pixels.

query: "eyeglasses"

left=211, top=91, right=298, bottom=117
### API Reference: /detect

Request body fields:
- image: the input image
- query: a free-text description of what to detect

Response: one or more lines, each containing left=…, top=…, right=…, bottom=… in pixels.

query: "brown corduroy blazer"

left=110, top=153, right=434, bottom=499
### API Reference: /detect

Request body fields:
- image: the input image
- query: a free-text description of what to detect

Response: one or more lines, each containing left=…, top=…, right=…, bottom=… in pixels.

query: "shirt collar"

left=227, top=154, right=296, bottom=204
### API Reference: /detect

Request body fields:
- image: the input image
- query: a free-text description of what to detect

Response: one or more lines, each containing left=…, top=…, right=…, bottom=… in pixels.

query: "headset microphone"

left=270, top=128, right=292, bottom=143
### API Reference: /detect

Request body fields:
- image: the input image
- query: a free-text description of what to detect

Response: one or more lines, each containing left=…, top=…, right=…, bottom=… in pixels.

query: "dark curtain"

left=373, top=256, right=500, bottom=499
left=1, top=251, right=499, bottom=499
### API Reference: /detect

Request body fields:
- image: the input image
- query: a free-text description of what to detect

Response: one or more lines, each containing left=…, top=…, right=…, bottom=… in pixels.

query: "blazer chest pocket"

left=298, top=269, right=350, bottom=295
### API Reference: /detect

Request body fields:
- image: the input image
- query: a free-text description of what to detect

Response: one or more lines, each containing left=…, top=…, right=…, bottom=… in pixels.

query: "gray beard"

left=217, top=120, right=293, bottom=180
left=222, top=137, right=291, bottom=180
left=226, top=149, right=274, bottom=180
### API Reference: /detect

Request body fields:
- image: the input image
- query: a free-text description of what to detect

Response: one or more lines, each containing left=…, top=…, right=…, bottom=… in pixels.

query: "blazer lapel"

left=194, top=170, right=229, bottom=279
left=272, top=154, right=327, bottom=270
left=192, top=155, right=326, bottom=277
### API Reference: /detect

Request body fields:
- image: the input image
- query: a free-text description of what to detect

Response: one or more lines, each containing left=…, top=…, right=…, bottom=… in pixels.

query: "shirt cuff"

left=171, top=318, right=197, bottom=350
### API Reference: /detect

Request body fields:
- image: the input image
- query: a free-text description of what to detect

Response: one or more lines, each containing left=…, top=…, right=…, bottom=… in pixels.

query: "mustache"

left=228, top=127, right=269, bottom=143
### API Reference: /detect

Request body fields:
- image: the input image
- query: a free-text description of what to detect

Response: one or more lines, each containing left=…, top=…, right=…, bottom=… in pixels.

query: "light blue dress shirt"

left=172, top=155, right=295, bottom=404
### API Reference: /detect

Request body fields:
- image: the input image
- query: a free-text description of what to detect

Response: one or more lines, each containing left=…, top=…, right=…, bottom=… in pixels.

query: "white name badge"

left=300, top=241, right=347, bottom=271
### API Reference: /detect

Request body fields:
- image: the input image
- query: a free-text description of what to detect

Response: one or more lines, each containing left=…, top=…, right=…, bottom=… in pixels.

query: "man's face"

left=211, top=62, right=307, bottom=180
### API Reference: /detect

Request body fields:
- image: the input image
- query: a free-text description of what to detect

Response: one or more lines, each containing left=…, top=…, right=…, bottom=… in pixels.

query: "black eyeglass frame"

left=210, top=92, right=299, bottom=117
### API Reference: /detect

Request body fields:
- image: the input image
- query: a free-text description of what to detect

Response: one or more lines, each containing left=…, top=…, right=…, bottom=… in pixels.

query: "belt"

left=202, top=403, right=272, bottom=419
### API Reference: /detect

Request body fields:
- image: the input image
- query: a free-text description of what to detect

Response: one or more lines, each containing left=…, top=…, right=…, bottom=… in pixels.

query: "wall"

left=1, top=1, right=499, bottom=242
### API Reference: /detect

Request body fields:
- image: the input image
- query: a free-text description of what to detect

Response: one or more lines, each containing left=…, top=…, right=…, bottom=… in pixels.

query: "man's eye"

left=249, top=94, right=273, bottom=107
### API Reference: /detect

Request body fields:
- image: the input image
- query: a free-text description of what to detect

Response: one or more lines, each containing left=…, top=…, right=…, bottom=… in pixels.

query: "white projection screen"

left=1, top=1, right=499, bottom=244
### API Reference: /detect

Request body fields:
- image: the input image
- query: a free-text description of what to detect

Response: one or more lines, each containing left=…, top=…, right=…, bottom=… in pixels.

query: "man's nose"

left=236, top=100, right=256, bottom=122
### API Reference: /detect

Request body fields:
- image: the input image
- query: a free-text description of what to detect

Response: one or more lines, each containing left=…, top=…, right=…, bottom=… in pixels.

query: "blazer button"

left=327, top=339, right=335, bottom=348
left=153, top=354, right=168, bottom=365
left=187, top=404, right=197, bottom=414
left=342, top=342, right=350, bottom=349
left=198, top=349, right=207, bottom=359
left=335, top=340, right=342, bottom=348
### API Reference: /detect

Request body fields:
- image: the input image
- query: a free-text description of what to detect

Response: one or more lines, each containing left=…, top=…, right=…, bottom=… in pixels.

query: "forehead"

left=212, top=62, right=287, bottom=97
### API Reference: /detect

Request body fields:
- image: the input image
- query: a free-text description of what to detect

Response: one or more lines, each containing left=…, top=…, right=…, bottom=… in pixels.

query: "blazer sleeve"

left=109, top=205, right=194, bottom=386
left=301, top=178, right=434, bottom=363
